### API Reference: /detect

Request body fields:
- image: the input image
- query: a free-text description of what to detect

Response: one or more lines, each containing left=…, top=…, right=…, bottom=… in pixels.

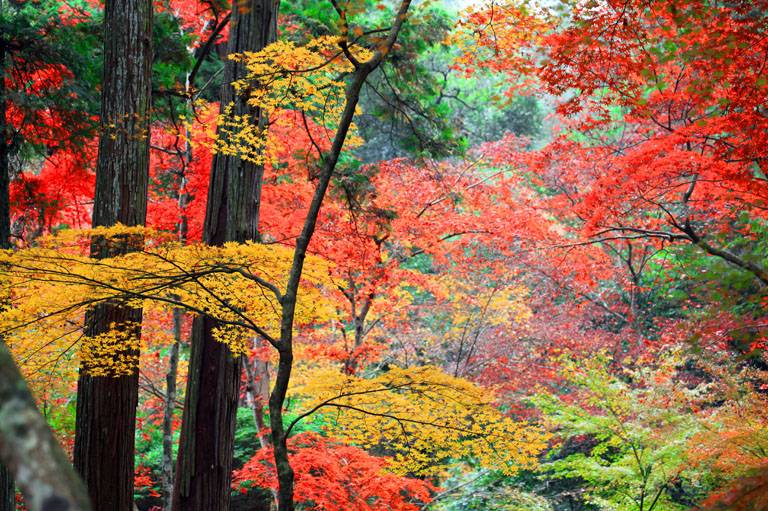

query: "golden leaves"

left=292, top=364, right=549, bottom=476
left=212, top=37, right=371, bottom=164
left=0, top=227, right=336, bottom=378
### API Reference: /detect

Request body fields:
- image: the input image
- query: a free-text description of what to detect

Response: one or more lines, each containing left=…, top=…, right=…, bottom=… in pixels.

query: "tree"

left=532, top=354, right=702, bottom=511
left=1, top=0, right=100, bottom=244
left=0, top=227, right=336, bottom=509
left=0, top=341, right=92, bottom=511
left=172, top=1, right=278, bottom=509
left=176, top=1, right=420, bottom=507
left=72, top=0, right=152, bottom=510
left=290, top=364, right=548, bottom=476
left=0, top=2, right=99, bottom=505
left=457, top=0, right=768, bottom=288
left=233, top=433, right=434, bottom=511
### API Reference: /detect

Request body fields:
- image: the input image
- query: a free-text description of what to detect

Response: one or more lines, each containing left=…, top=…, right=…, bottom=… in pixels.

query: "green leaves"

left=531, top=355, right=705, bottom=511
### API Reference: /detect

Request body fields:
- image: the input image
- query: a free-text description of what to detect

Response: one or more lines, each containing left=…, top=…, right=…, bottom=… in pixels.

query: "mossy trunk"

left=0, top=341, right=92, bottom=511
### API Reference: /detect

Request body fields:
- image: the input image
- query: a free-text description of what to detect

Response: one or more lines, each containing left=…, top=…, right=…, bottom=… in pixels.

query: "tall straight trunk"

left=172, top=2, right=276, bottom=510
left=161, top=308, right=182, bottom=511
left=0, top=35, right=10, bottom=252
left=0, top=466, right=11, bottom=511
left=73, top=1, right=152, bottom=510
left=160, top=67, right=193, bottom=511
left=0, top=27, right=16, bottom=511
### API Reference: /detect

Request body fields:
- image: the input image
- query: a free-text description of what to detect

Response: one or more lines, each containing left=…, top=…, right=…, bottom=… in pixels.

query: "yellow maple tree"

left=0, top=226, right=336, bottom=381
left=288, top=364, right=549, bottom=476
left=212, top=36, right=370, bottom=164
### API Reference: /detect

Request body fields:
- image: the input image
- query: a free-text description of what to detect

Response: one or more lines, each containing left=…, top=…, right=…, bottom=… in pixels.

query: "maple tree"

left=2, top=1, right=768, bottom=511
left=458, top=0, right=768, bottom=285
left=233, top=433, right=434, bottom=511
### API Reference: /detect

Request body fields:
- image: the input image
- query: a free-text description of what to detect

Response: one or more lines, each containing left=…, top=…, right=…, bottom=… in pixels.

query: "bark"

left=0, top=341, right=92, bottom=511
left=73, top=1, right=152, bottom=510
left=0, top=465, right=11, bottom=511
left=0, top=32, right=15, bottom=511
left=243, top=356, right=271, bottom=449
left=243, top=344, right=275, bottom=510
left=172, top=2, right=276, bottom=510
left=161, top=309, right=182, bottom=511
left=160, top=67, right=194, bottom=511
left=268, top=4, right=412, bottom=508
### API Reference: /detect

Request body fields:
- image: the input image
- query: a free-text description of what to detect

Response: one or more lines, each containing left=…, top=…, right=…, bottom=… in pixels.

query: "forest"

left=0, top=0, right=767, bottom=510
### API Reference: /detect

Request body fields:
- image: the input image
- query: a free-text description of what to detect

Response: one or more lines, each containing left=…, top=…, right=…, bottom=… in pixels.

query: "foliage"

left=213, top=37, right=370, bottom=164
left=5, top=1, right=768, bottom=510
left=0, top=226, right=335, bottom=379
left=292, top=364, right=549, bottom=476
left=532, top=354, right=705, bottom=511
left=233, top=432, right=434, bottom=511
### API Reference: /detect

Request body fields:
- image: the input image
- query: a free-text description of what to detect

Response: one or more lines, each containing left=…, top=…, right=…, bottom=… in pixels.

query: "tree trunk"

left=172, top=2, right=276, bottom=510
left=0, top=341, right=92, bottom=511
left=0, top=466, right=12, bottom=511
left=160, top=67, right=194, bottom=511
left=0, top=31, right=16, bottom=511
left=269, top=63, right=371, bottom=511
left=267, top=4, right=413, bottom=507
left=243, top=356, right=270, bottom=450
left=73, top=1, right=152, bottom=510
left=0, top=36, right=10, bottom=252
left=161, top=309, right=182, bottom=511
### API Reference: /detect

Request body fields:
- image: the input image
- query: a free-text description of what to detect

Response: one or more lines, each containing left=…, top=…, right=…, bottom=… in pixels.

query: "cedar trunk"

left=0, top=37, right=10, bottom=251
left=172, top=1, right=276, bottom=510
left=0, top=32, right=15, bottom=511
left=72, top=1, right=152, bottom=511
left=0, top=466, right=11, bottom=511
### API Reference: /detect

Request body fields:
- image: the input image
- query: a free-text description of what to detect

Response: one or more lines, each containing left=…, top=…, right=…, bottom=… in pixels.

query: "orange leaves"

left=454, top=1, right=551, bottom=83
left=233, top=433, right=434, bottom=511
left=455, top=0, right=768, bottom=294
left=134, top=464, right=160, bottom=498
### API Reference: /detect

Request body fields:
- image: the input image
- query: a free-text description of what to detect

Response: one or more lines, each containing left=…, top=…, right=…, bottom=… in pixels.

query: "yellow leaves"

left=213, top=37, right=371, bottom=164
left=293, top=364, right=549, bottom=476
left=80, top=322, right=141, bottom=377
left=0, top=227, right=336, bottom=378
left=688, top=376, right=768, bottom=475
left=212, top=103, right=270, bottom=165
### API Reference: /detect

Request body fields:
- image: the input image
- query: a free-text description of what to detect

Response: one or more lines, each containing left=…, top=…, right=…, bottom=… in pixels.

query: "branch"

left=188, top=13, right=232, bottom=89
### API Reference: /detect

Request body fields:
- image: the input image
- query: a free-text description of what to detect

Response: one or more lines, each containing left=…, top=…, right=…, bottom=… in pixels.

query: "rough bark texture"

left=0, top=33, right=17, bottom=511
left=72, top=1, right=152, bottom=510
left=0, top=36, right=10, bottom=252
left=172, top=2, right=277, bottom=510
left=0, top=466, right=12, bottom=511
left=0, top=341, right=92, bottom=511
